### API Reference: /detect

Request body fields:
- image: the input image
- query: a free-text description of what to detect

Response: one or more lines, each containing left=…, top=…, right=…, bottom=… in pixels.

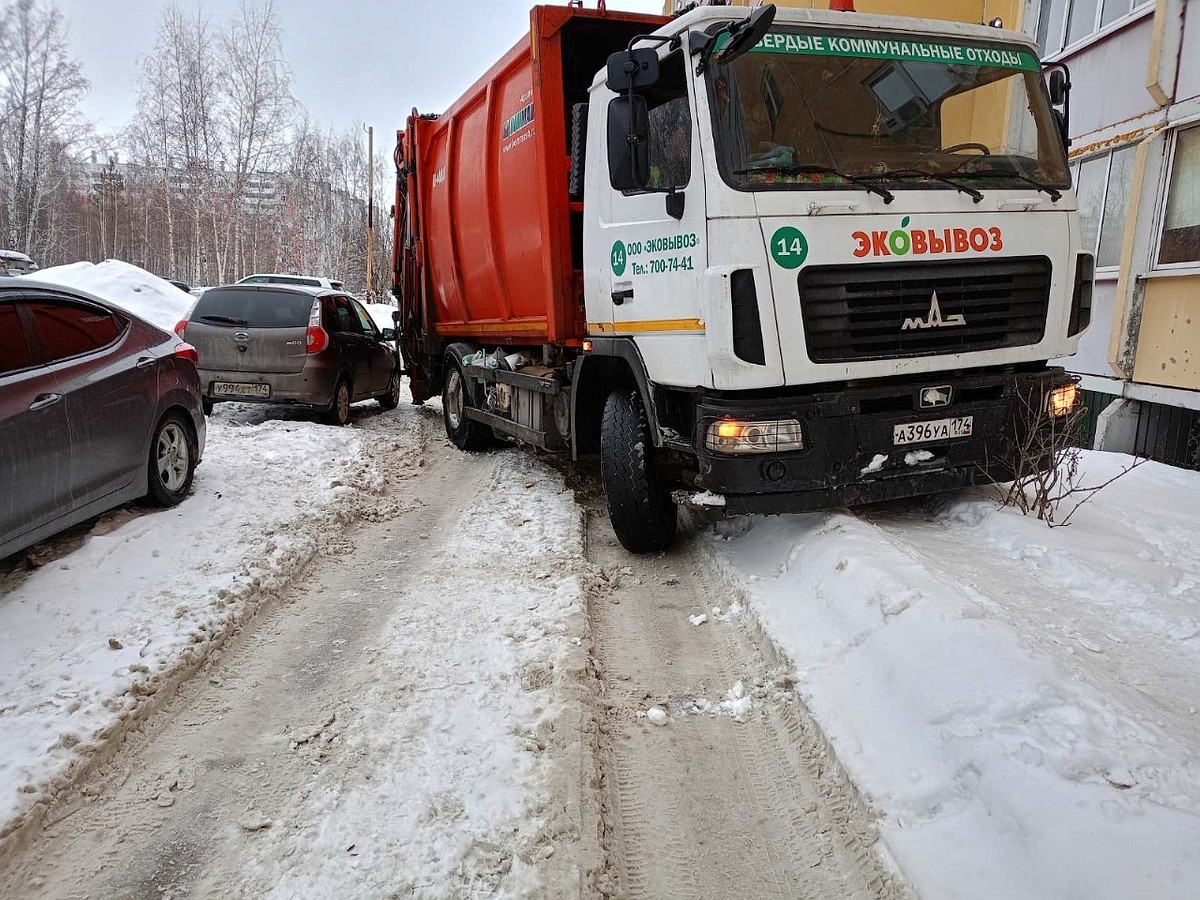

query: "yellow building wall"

left=1131, top=276, right=1200, bottom=390
left=665, top=0, right=1022, bottom=29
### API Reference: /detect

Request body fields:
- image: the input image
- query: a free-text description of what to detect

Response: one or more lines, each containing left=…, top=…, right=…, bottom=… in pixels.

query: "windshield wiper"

left=197, top=314, right=248, bottom=326
left=946, top=168, right=1063, bottom=201
left=735, top=164, right=894, bottom=204
left=864, top=169, right=983, bottom=203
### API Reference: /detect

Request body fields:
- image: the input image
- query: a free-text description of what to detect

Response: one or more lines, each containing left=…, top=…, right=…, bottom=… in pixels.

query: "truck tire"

left=443, top=347, right=493, bottom=451
left=600, top=389, right=677, bottom=553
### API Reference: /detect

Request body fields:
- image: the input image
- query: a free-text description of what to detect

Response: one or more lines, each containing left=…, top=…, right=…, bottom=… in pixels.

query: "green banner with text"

left=718, top=31, right=1040, bottom=72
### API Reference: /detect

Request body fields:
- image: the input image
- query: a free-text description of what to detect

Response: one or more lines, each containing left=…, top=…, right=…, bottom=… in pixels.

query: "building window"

left=1073, top=143, right=1137, bottom=269
left=1158, top=126, right=1200, bottom=266
left=1037, top=0, right=1153, bottom=56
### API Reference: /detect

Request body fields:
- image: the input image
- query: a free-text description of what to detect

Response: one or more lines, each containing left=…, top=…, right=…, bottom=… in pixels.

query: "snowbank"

left=0, top=413, right=398, bottom=842
left=705, top=451, right=1200, bottom=899
left=24, top=260, right=194, bottom=333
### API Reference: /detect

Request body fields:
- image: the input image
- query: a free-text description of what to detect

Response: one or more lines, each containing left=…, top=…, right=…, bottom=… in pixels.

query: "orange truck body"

left=393, top=4, right=663, bottom=394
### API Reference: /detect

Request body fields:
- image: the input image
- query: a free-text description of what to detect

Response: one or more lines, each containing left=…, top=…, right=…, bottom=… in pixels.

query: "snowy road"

left=0, top=403, right=902, bottom=899
left=5, top=392, right=1197, bottom=899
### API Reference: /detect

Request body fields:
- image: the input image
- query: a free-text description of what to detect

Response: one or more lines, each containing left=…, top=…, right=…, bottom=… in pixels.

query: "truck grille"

left=798, top=256, right=1051, bottom=363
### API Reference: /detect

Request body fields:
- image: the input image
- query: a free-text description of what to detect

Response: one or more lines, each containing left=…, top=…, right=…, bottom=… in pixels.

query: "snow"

left=646, top=707, right=669, bottom=726
left=23, top=259, right=195, bottom=333
left=719, top=681, right=753, bottom=720
left=861, top=453, right=889, bottom=475
left=704, top=450, right=1200, bottom=899
left=0, top=411, right=391, bottom=840
left=364, top=302, right=399, bottom=333
left=689, top=490, right=726, bottom=507
left=235, top=454, right=588, bottom=898
left=904, top=449, right=934, bottom=466
left=688, top=613, right=708, bottom=626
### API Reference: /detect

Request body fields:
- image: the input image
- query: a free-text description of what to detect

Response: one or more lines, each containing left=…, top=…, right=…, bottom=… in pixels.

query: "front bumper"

left=692, top=367, right=1072, bottom=515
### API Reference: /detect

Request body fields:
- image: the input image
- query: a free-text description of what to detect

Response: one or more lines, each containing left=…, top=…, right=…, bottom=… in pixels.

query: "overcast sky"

left=54, top=0, right=665, bottom=149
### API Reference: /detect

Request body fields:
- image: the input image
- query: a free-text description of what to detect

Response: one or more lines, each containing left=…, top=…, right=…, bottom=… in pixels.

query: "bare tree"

left=0, top=0, right=88, bottom=257
left=219, top=0, right=292, bottom=279
left=992, top=382, right=1145, bottom=526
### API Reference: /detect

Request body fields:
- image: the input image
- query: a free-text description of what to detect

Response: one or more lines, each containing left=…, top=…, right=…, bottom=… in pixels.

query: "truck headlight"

left=1046, top=383, right=1079, bottom=417
left=705, top=418, right=805, bottom=454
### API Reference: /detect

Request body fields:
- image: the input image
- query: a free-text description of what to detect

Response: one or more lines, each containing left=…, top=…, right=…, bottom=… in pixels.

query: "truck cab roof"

left=667, top=5, right=1039, bottom=48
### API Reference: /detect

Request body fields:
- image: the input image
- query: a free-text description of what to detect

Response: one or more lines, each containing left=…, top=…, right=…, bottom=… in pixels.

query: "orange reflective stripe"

left=587, top=318, right=705, bottom=334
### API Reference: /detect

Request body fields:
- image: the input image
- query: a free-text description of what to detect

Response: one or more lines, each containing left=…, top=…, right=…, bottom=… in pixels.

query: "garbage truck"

left=391, top=1, right=1091, bottom=552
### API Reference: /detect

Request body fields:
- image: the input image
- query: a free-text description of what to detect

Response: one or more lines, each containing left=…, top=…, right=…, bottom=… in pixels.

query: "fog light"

left=1046, top=383, right=1079, bottom=417
left=706, top=418, right=804, bottom=454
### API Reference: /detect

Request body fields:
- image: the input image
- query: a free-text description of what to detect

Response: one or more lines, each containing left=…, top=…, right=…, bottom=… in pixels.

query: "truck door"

left=593, top=49, right=711, bottom=390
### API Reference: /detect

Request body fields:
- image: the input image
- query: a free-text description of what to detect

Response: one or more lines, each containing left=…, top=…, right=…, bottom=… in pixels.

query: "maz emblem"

left=901, top=291, right=966, bottom=331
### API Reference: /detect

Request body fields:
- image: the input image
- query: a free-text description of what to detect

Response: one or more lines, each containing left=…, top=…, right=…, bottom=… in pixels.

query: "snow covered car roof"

left=1, top=249, right=37, bottom=275
left=21, top=260, right=195, bottom=334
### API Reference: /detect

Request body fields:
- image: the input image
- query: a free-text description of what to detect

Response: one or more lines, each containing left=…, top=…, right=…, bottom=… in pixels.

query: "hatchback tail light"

left=173, top=342, right=199, bottom=364
left=174, top=319, right=189, bottom=338
left=306, top=299, right=329, bottom=353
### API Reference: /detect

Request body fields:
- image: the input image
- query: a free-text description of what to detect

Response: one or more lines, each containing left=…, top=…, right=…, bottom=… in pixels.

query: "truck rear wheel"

left=443, top=347, right=493, bottom=451
left=600, top=389, right=677, bottom=553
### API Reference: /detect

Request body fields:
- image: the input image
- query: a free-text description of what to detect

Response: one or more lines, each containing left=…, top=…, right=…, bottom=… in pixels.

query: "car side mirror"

left=380, top=328, right=396, bottom=341
left=607, top=95, right=650, bottom=191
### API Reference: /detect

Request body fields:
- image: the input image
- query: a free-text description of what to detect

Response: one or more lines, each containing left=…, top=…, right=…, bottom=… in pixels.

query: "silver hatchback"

left=180, top=285, right=401, bottom=425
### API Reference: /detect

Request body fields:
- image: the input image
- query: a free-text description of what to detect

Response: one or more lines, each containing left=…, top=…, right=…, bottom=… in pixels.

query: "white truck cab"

left=580, top=4, right=1089, bottom=534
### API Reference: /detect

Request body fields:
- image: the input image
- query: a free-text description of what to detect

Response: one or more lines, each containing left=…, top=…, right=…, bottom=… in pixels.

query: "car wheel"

left=443, top=346, right=492, bottom=451
left=142, top=412, right=197, bottom=507
left=377, top=369, right=401, bottom=410
left=600, top=389, right=677, bottom=553
left=324, top=377, right=352, bottom=426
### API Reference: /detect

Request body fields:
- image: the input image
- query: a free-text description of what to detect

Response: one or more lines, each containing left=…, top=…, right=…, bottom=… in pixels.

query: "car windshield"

left=707, top=28, right=1069, bottom=192
left=192, top=288, right=314, bottom=327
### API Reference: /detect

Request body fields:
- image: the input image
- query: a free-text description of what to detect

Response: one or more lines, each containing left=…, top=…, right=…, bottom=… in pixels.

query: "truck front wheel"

left=443, top=347, right=493, bottom=451
left=600, top=389, right=677, bottom=553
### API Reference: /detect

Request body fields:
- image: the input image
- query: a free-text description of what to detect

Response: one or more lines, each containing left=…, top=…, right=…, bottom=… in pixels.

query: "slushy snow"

left=0, top=412, right=388, bottom=840
left=861, top=453, right=889, bottom=475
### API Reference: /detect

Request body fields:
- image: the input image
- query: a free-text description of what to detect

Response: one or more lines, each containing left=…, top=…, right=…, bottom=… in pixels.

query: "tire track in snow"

left=577, top=488, right=907, bottom=900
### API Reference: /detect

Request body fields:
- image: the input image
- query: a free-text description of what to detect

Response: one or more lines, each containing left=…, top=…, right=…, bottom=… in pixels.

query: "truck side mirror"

left=713, top=3, right=776, bottom=66
left=1047, top=68, right=1068, bottom=106
left=607, top=95, right=650, bottom=191
left=606, top=48, right=660, bottom=92
left=1044, top=64, right=1071, bottom=149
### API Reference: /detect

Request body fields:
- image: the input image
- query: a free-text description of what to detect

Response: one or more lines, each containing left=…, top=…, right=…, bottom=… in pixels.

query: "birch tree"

left=220, top=0, right=293, bottom=277
left=0, top=0, right=87, bottom=257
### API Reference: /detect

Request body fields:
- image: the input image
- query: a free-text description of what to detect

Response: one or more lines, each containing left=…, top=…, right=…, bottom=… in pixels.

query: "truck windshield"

left=706, top=29, right=1069, bottom=193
